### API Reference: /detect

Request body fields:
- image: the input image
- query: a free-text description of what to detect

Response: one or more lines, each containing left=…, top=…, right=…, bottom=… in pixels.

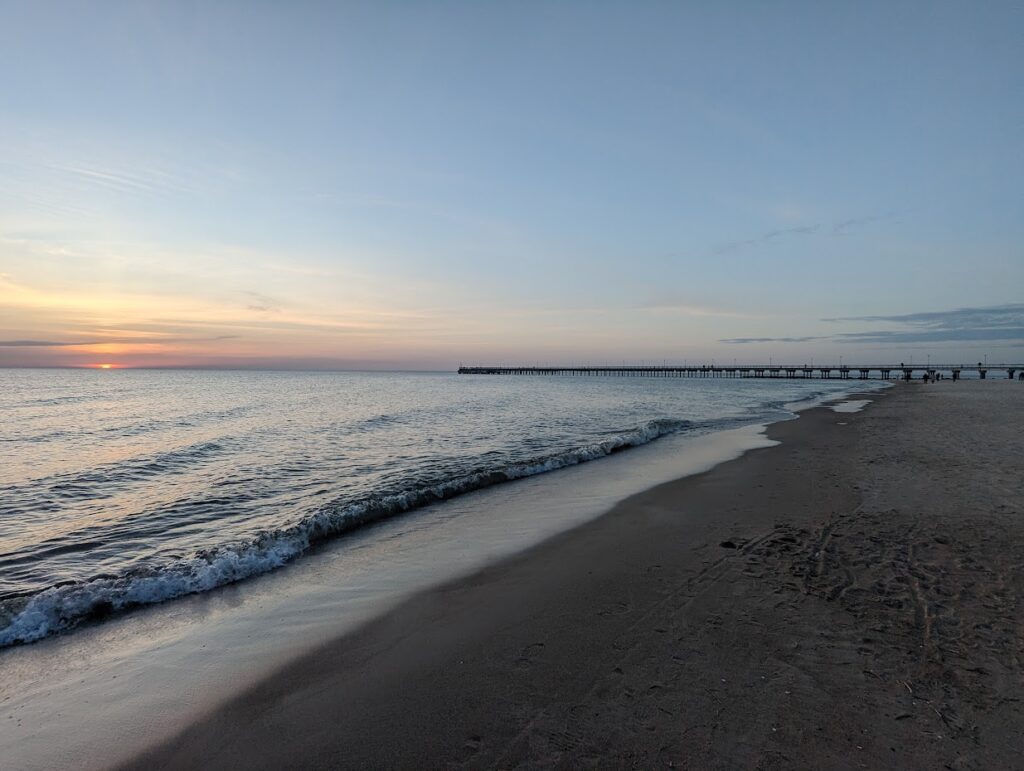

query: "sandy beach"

left=124, top=381, right=1023, bottom=769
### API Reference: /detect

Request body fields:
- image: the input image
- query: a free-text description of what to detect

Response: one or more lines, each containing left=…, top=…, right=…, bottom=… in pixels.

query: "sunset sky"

left=2, top=2, right=1022, bottom=369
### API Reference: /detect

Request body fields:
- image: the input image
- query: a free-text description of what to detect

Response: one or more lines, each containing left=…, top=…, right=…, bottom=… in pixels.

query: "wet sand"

left=130, top=382, right=1024, bottom=769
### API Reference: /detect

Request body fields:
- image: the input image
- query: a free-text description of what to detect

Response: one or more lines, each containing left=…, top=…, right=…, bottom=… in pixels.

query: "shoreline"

left=2, top=385, right=882, bottom=770
left=130, top=382, right=1024, bottom=769
left=2, top=380, right=870, bottom=651
left=125, top=396, right=870, bottom=769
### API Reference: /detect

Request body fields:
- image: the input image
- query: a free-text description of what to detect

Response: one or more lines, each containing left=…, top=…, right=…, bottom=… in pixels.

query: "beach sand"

left=129, top=382, right=1023, bottom=770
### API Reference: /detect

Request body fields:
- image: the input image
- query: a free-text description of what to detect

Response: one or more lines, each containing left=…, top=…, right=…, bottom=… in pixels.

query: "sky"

left=1, top=1, right=1022, bottom=369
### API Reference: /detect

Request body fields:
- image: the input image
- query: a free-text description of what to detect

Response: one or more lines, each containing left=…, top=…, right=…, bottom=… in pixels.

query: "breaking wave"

left=0, top=417, right=690, bottom=646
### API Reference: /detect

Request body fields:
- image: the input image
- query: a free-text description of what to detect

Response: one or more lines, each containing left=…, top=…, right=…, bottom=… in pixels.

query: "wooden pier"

left=458, top=364, right=1022, bottom=381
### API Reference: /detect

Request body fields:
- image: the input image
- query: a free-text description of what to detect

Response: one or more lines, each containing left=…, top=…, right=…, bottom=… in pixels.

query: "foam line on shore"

left=0, top=418, right=691, bottom=646
left=0, top=384, right=894, bottom=769
left=0, top=382, right=888, bottom=648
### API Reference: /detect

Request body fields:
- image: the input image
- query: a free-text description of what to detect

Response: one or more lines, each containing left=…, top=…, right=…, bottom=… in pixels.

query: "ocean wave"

left=0, top=417, right=690, bottom=647
left=22, top=393, right=98, bottom=407
left=7, top=440, right=229, bottom=507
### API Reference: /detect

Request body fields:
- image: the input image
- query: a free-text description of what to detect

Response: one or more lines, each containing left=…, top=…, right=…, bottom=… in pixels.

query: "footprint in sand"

left=516, top=641, right=546, bottom=669
left=463, top=734, right=483, bottom=758
left=597, top=600, right=631, bottom=617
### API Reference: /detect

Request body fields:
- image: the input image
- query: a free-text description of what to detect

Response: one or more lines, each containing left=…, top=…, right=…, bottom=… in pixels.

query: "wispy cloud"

left=823, top=304, right=1024, bottom=329
left=44, top=162, right=187, bottom=197
left=720, top=336, right=823, bottom=344
left=0, top=336, right=238, bottom=347
left=641, top=300, right=756, bottom=318
left=826, top=303, right=1024, bottom=343
left=832, top=212, right=894, bottom=235
left=835, top=328, right=1024, bottom=344
left=244, top=291, right=284, bottom=313
left=721, top=303, right=1024, bottom=345
left=713, top=225, right=820, bottom=256
left=713, top=212, right=894, bottom=255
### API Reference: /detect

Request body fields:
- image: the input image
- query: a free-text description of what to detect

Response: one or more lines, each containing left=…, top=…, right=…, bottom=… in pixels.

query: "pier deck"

left=458, top=364, right=1022, bottom=381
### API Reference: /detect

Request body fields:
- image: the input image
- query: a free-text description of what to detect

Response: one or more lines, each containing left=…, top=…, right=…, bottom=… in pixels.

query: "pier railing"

left=458, top=364, right=1023, bottom=381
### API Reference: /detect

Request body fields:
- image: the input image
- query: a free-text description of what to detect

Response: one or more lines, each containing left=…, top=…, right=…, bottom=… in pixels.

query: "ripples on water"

left=0, top=369, right=872, bottom=645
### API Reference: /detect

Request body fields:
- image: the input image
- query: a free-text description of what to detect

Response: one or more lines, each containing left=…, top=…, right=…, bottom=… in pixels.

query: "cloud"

left=0, top=336, right=238, bottom=347
left=713, top=212, right=894, bottom=255
left=832, top=212, right=894, bottom=235
left=721, top=303, right=1024, bottom=345
left=641, top=300, right=755, bottom=318
left=826, top=303, right=1024, bottom=343
left=720, top=336, right=823, bottom=344
left=245, top=291, right=284, bottom=313
left=45, top=163, right=172, bottom=197
left=713, top=225, right=820, bottom=256
left=834, top=328, right=1024, bottom=344
left=823, top=304, right=1024, bottom=329
left=0, top=340, right=80, bottom=347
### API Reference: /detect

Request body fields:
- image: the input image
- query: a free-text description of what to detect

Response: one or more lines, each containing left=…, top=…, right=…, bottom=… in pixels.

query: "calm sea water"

left=0, top=369, right=874, bottom=646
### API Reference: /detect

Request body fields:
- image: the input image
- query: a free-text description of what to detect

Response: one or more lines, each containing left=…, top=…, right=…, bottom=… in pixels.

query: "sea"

left=0, top=368, right=884, bottom=647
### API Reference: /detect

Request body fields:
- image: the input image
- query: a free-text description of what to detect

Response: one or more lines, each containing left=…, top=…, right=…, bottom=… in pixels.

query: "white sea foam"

left=831, top=399, right=872, bottom=413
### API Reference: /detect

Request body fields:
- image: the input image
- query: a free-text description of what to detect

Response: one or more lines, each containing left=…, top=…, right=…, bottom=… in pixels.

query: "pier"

left=458, top=364, right=1022, bottom=381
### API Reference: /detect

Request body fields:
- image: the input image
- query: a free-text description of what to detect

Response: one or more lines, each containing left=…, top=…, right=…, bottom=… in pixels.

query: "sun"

left=100, top=364, right=113, bottom=369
